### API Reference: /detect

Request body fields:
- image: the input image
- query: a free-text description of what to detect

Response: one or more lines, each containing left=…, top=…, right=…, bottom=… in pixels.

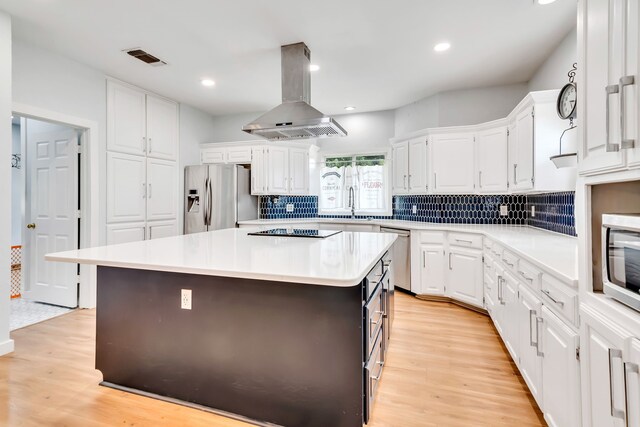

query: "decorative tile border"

left=257, top=192, right=576, bottom=237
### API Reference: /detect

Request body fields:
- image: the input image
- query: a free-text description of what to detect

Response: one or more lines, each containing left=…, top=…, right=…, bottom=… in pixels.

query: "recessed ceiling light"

left=201, top=79, right=215, bottom=87
left=309, top=64, right=320, bottom=72
left=434, top=42, right=451, bottom=52
left=344, top=106, right=356, bottom=111
left=536, top=0, right=556, bottom=4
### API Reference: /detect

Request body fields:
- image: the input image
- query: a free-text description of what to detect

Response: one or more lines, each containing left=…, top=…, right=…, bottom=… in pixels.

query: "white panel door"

left=540, top=306, right=581, bottom=427
left=26, top=126, right=79, bottom=308
left=517, top=284, right=544, bottom=407
left=251, top=147, right=267, bottom=195
left=419, top=244, right=445, bottom=295
left=408, top=137, right=428, bottom=193
left=513, top=107, right=534, bottom=191
left=288, top=148, right=309, bottom=195
left=431, top=133, right=475, bottom=194
left=146, top=95, right=178, bottom=161
left=106, top=222, right=146, bottom=244
left=147, top=219, right=178, bottom=240
left=107, top=81, right=146, bottom=156
left=392, top=142, right=409, bottom=194
left=268, top=146, right=289, bottom=195
left=578, top=0, right=626, bottom=174
left=446, top=247, right=483, bottom=307
left=147, top=158, right=178, bottom=221
left=476, top=127, right=508, bottom=193
left=107, top=152, right=147, bottom=223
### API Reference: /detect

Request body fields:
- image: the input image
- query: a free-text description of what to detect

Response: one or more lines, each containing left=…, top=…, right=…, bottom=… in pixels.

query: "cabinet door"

left=268, top=146, right=289, bottom=195
left=501, top=272, right=519, bottom=360
left=227, top=146, right=253, bottom=163
left=541, top=306, right=581, bottom=427
left=518, top=285, right=544, bottom=407
left=513, top=107, right=534, bottom=191
left=146, top=95, right=178, bottom=161
left=107, top=81, right=146, bottom=156
left=251, top=147, right=267, bottom=195
left=622, top=0, right=640, bottom=168
left=392, top=142, right=409, bottom=194
left=627, top=338, right=640, bottom=427
left=288, top=148, right=309, bottom=195
left=476, top=127, right=508, bottom=193
left=147, top=158, right=177, bottom=221
left=147, top=219, right=178, bottom=240
left=446, top=247, right=483, bottom=307
left=419, top=244, right=445, bottom=295
left=581, top=308, right=629, bottom=427
left=107, top=152, right=146, bottom=223
left=578, top=0, right=626, bottom=174
left=106, top=222, right=146, bottom=244
left=431, top=133, right=475, bottom=194
left=201, top=148, right=226, bottom=164
left=408, top=137, right=428, bottom=193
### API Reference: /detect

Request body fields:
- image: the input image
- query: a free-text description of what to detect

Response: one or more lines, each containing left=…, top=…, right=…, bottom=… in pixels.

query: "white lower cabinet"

left=628, top=338, right=640, bottom=427
left=107, top=152, right=147, bottom=223
left=147, top=220, right=177, bottom=240
left=419, top=244, right=445, bottom=295
left=518, top=284, right=544, bottom=407
left=446, top=246, right=483, bottom=307
left=540, top=306, right=581, bottom=427
left=500, top=271, right=520, bottom=360
left=146, top=158, right=178, bottom=221
left=106, top=222, right=146, bottom=245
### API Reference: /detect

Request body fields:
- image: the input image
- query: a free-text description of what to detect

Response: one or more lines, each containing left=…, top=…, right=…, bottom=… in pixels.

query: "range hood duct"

left=242, top=42, right=347, bottom=141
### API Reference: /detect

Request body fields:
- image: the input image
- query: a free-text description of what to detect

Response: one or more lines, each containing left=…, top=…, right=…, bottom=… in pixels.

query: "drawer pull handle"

left=529, top=309, right=537, bottom=347
left=536, top=317, right=544, bottom=357
left=620, top=75, right=636, bottom=149
left=455, top=239, right=474, bottom=244
left=608, top=348, right=626, bottom=420
left=502, top=259, right=514, bottom=267
left=518, top=270, right=533, bottom=282
left=606, top=84, right=621, bottom=152
left=542, top=289, right=564, bottom=306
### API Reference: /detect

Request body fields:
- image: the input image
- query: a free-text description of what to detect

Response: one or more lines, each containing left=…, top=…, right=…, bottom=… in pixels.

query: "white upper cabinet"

left=476, top=126, right=508, bottom=193
left=201, top=144, right=253, bottom=164
left=512, top=106, right=535, bottom=191
left=578, top=0, right=630, bottom=174
left=106, top=152, right=147, bottom=223
left=267, top=146, right=290, bottom=195
left=107, top=81, right=147, bottom=156
left=431, top=132, right=475, bottom=194
left=251, top=147, right=268, bottom=195
left=288, top=147, right=309, bottom=195
left=146, top=95, right=178, bottom=161
left=392, top=141, right=409, bottom=194
left=408, top=137, right=429, bottom=193
left=146, top=158, right=178, bottom=221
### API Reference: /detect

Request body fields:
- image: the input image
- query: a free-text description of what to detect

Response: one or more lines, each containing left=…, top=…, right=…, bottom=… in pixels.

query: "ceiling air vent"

left=124, top=48, right=167, bottom=66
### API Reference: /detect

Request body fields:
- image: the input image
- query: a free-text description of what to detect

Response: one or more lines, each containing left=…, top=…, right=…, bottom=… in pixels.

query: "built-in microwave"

left=603, top=214, right=640, bottom=312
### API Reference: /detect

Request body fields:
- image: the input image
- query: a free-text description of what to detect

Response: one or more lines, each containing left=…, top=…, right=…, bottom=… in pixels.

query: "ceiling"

left=1, top=0, right=576, bottom=116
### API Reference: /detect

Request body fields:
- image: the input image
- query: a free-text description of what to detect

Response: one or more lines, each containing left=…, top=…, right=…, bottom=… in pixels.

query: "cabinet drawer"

left=201, top=149, right=225, bottom=164
left=226, top=147, right=252, bottom=163
left=483, top=239, right=493, bottom=252
left=419, top=231, right=445, bottom=244
left=364, top=283, right=384, bottom=358
left=448, top=232, right=482, bottom=249
left=516, top=258, right=542, bottom=290
left=490, top=243, right=503, bottom=259
left=364, top=261, right=384, bottom=301
left=363, top=327, right=384, bottom=424
left=500, top=249, right=518, bottom=271
left=541, top=273, right=578, bottom=325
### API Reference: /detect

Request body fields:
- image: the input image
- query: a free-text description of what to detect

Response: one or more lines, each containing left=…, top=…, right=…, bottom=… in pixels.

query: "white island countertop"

left=45, top=228, right=397, bottom=287
left=239, top=218, right=579, bottom=285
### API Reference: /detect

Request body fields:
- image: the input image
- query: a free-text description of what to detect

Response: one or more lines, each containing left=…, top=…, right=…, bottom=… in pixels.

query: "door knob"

left=26, top=223, right=36, bottom=229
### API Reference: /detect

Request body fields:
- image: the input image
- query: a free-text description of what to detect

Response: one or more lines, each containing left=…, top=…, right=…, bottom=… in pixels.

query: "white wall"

left=529, top=28, right=577, bottom=92
left=11, top=123, right=21, bottom=246
left=317, top=110, right=395, bottom=153
left=0, top=10, right=14, bottom=356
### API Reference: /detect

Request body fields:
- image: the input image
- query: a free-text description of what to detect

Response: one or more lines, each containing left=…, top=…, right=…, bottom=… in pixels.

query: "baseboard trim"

left=0, top=338, right=15, bottom=356
left=415, top=295, right=488, bottom=316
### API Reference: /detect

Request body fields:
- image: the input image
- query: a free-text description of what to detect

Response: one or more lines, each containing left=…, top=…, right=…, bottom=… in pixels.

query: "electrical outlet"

left=286, top=203, right=294, bottom=213
left=531, top=205, right=536, bottom=217
left=181, top=289, right=192, bottom=310
left=412, top=205, right=417, bottom=214
left=500, top=205, right=508, bottom=216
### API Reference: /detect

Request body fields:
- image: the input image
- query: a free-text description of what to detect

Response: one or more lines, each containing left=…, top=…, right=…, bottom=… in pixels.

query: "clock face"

left=557, top=83, right=577, bottom=120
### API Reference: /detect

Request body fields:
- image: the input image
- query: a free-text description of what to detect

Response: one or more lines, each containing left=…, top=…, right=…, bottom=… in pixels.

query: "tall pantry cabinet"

left=106, top=80, right=179, bottom=244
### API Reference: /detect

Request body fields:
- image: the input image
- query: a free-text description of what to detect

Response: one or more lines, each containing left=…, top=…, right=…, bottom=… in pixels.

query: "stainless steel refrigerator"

left=184, top=164, right=258, bottom=234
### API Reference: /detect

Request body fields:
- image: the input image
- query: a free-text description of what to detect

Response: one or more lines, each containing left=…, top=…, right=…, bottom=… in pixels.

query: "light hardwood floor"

left=0, top=293, right=545, bottom=426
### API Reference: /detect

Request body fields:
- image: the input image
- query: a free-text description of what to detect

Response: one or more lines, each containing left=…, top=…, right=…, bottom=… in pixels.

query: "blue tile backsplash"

left=258, top=191, right=576, bottom=237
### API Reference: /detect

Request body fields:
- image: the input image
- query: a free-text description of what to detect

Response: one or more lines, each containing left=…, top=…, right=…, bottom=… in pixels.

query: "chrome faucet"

left=348, top=186, right=355, bottom=218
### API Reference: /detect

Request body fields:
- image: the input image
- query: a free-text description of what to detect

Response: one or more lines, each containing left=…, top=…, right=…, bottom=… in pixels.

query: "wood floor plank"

left=0, top=292, right=545, bottom=426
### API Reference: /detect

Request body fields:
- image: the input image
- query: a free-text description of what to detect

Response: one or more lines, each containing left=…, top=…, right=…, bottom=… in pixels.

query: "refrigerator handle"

left=207, top=177, right=213, bottom=227
left=203, top=177, right=209, bottom=226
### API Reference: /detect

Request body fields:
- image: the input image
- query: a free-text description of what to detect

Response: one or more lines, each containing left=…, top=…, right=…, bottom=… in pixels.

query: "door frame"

left=13, top=103, right=99, bottom=309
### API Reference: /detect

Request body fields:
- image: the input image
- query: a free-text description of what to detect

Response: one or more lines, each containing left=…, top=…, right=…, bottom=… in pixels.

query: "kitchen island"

left=46, top=228, right=397, bottom=427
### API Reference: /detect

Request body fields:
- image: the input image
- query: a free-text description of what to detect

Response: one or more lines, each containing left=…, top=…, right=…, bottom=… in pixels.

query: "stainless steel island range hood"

left=242, top=42, right=347, bottom=141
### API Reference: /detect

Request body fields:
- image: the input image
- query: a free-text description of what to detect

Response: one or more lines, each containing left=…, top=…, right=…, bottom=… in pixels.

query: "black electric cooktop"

left=248, top=228, right=342, bottom=238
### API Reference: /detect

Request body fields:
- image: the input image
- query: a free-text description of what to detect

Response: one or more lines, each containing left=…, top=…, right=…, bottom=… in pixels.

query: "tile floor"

left=9, top=298, right=74, bottom=331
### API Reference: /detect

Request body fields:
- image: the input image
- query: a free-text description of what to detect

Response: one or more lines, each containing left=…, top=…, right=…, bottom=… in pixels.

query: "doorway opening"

left=9, top=115, right=82, bottom=330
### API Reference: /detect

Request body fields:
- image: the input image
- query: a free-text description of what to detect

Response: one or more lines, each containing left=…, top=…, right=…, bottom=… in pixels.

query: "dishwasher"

left=380, top=227, right=411, bottom=292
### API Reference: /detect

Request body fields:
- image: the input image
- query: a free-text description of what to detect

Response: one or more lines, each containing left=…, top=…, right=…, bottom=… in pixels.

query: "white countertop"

left=238, top=218, right=579, bottom=285
left=45, top=228, right=397, bottom=287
